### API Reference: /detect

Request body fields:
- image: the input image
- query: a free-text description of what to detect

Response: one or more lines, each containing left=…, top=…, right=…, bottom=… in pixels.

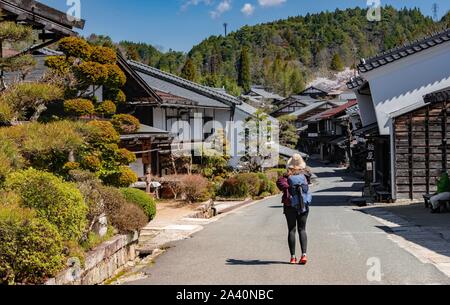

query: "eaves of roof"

left=357, top=28, right=450, bottom=73
left=128, top=60, right=242, bottom=108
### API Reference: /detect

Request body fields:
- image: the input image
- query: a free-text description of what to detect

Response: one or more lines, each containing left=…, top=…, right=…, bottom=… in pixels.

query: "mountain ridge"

left=87, top=6, right=450, bottom=97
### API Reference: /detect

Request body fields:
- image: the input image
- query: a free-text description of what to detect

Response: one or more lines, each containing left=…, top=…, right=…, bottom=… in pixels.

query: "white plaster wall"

left=364, top=43, right=450, bottom=135
left=152, top=108, right=165, bottom=130
left=355, top=91, right=377, bottom=127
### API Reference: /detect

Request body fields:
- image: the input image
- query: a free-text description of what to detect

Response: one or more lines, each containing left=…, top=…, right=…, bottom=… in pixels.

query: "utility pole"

left=432, top=3, right=439, bottom=22
left=223, top=23, right=228, bottom=36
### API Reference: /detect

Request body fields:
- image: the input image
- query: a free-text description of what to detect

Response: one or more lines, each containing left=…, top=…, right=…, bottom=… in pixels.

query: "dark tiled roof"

left=299, top=86, right=329, bottom=95
left=353, top=123, right=379, bottom=137
left=358, top=28, right=450, bottom=73
left=423, top=87, right=450, bottom=104
left=315, top=100, right=359, bottom=121
left=346, top=76, right=366, bottom=90
left=128, top=60, right=242, bottom=108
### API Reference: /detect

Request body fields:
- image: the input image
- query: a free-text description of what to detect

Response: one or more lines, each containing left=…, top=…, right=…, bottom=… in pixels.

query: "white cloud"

left=181, top=0, right=213, bottom=11
left=210, top=0, right=232, bottom=19
left=241, top=3, right=255, bottom=16
left=258, top=0, right=286, bottom=7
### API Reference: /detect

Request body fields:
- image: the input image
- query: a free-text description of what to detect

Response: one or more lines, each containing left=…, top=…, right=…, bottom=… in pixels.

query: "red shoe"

left=290, top=257, right=297, bottom=265
left=299, top=255, right=308, bottom=265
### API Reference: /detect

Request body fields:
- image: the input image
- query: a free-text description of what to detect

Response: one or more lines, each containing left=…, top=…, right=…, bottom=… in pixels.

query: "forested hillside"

left=89, top=6, right=449, bottom=97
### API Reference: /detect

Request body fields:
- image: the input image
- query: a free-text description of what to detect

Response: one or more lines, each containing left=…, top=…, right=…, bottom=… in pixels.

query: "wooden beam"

left=0, top=0, right=83, bottom=36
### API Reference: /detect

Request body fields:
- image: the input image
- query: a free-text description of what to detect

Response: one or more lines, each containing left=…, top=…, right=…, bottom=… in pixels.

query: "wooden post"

left=443, top=101, right=448, bottom=172
left=408, top=113, right=414, bottom=200
left=425, top=106, right=430, bottom=195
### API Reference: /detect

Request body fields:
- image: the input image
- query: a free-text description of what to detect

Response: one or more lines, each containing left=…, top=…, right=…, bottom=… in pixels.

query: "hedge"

left=96, top=100, right=117, bottom=117
left=5, top=168, right=88, bottom=241
left=219, top=177, right=249, bottom=198
left=111, top=114, right=140, bottom=134
left=0, top=205, right=65, bottom=285
left=99, top=186, right=148, bottom=233
left=120, top=188, right=157, bottom=220
left=64, top=98, right=95, bottom=117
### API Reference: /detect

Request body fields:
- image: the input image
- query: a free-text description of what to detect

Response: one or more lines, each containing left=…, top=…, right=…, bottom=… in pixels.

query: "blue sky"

left=40, top=0, right=450, bottom=52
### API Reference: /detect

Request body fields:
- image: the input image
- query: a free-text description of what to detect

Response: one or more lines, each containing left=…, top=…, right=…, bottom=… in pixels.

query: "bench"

left=424, top=194, right=450, bottom=213
left=438, top=200, right=450, bottom=213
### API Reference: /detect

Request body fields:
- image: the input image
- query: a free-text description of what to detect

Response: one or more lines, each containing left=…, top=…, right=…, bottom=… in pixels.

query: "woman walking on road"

left=277, top=154, right=312, bottom=265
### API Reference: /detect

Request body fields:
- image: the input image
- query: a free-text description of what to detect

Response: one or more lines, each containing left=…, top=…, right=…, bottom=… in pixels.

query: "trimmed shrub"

left=115, top=90, right=126, bottom=103
left=265, top=168, right=287, bottom=183
left=181, top=175, right=210, bottom=203
left=64, top=98, right=95, bottom=117
left=58, top=37, right=92, bottom=60
left=117, top=148, right=136, bottom=165
left=0, top=140, right=24, bottom=183
left=120, top=188, right=156, bottom=220
left=85, top=120, right=120, bottom=144
left=102, top=166, right=138, bottom=188
left=67, top=169, right=98, bottom=183
left=5, top=168, right=88, bottom=241
left=0, top=205, right=65, bottom=285
left=63, top=161, right=80, bottom=172
left=74, top=61, right=109, bottom=86
left=96, top=100, right=116, bottom=117
left=105, top=64, right=127, bottom=88
left=236, top=173, right=260, bottom=197
left=0, top=191, right=22, bottom=207
left=219, top=177, right=249, bottom=198
left=81, top=154, right=102, bottom=172
left=90, top=46, right=117, bottom=64
left=99, top=186, right=148, bottom=234
left=269, top=181, right=279, bottom=195
left=257, top=173, right=270, bottom=195
left=111, top=114, right=140, bottom=134
left=45, top=55, right=72, bottom=75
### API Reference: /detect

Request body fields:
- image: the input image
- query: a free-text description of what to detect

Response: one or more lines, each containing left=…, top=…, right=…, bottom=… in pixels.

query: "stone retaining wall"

left=45, top=232, right=139, bottom=285
left=186, top=200, right=215, bottom=219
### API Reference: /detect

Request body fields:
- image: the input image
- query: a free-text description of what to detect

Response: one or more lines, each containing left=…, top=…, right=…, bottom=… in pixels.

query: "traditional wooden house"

left=302, top=100, right=359, bottom=161
left=390, top=88, right=450, bottom=200
left=241, top=85, right=285, bottom=105
left=126, top=60, right=296, bottom=170
left=291, top=100, right=343, bottom=129
left=297, top=86, right=330, bottom=99
left=348, top=28, right=450, bottom=200
left=270, top=97, right=316, bottom=118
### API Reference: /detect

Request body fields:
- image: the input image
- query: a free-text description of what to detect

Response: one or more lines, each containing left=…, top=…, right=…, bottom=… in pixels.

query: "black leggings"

left=284, top=207, right=309, bottom=256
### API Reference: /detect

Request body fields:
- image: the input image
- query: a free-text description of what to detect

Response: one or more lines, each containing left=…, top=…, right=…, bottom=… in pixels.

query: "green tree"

left=0, top=82, right=64, bottom=124
left=278, top=115, right=300, bottom=149
left=0, top=21, right=34, bottom=89
left=46, top=37, right=126, bottom=104
left=288, top=69, right=305, bottom=96
left=330, top=53, right=345, bottom=71
left=238, top=47, right=251, bottom=94
left=181, top=58, right=197, bottom=82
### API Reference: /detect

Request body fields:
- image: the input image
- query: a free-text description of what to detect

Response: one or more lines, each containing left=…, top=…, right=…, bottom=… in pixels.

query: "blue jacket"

left=288, top=174, right=312, bottom=213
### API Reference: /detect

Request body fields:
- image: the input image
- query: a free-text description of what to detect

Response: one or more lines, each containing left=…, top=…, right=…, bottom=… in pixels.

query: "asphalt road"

left=131, top=163, right=450, bottom=285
